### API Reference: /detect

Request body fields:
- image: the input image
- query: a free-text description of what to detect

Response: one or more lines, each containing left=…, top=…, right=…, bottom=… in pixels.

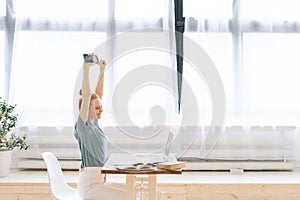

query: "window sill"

left=1, top=168, right=300, bottom=184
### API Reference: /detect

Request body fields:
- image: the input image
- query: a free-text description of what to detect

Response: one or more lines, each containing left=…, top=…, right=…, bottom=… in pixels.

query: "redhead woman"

left=74, top=55, right=126, bottom=200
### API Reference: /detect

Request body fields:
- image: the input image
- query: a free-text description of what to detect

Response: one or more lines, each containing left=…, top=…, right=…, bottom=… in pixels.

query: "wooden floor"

left=1, top=169, right=300, bottom=200
left=1, top=182, right=300, bottom=200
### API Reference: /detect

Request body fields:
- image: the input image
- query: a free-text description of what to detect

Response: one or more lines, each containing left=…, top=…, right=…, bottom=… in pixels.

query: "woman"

left=74, top=55, right=126, bottom=200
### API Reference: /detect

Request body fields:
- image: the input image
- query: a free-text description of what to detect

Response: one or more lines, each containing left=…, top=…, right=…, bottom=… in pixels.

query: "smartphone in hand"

left=83, top=53, right=99, bottom=64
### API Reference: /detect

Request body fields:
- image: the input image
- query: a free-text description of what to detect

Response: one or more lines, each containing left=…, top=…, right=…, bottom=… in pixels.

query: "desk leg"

left=126, top=175, right=136, bottom=200
left=148, top=175, right=157, bottom=200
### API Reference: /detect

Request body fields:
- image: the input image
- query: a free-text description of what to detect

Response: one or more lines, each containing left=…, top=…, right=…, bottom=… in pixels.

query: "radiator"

left=13, top=125, right=296, bottom=171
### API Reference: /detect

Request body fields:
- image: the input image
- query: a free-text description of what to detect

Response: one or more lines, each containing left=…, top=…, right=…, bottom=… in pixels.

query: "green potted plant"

left=0, top=97, right=29, bottom=177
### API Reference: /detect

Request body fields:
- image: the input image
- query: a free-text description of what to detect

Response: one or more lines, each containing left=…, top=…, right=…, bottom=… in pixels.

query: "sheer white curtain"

left=183, top=0, right=233, bottom=126
left=241, top=0, right=300, bottom=125
left=241, top=0, right=300, bottom=166
left=3, top=0, right=299, bottom=169
left=7, top=0, right=108, bottom=126
left=0, top=0, right=4, bottom=97
left=184, top=0, right=300, bottom=126
left=7, top=0, right=177, bottom=127
left=93, top=0, right=178, bottom=127
left=0, top=29, right=4, bottom=98
left=3, top=0, right=177, bottom=168
left=180, top=0, right=298, bottom=165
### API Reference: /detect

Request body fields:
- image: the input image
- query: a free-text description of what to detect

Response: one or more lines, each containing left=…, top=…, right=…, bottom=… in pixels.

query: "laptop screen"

left=164, top=131, right=174, bottom=158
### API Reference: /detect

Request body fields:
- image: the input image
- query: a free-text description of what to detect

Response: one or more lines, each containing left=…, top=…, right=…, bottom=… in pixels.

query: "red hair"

left=78, top=92, right=99, bottom=110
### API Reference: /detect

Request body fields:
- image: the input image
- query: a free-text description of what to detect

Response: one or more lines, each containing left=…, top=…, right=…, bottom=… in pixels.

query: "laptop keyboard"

left=177, top=157, right=210, bottom=162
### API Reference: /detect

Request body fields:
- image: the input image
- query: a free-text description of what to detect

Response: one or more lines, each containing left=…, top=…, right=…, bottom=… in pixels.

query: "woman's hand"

left=99, top=59, right=106, bottom=70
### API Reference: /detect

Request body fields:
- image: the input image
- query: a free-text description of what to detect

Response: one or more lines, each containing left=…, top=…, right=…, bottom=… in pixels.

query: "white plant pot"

left=0, top=150, right=12, bottom=177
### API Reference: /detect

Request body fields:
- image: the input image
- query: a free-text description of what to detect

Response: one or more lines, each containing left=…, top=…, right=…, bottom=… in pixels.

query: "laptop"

left=136, top=131, right=176, bottom=163
left=105, top=132, right=177, bottom=167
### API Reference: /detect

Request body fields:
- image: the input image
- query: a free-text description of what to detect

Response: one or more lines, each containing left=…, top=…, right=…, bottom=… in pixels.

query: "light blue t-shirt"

left=74, top=116, right=107, bottom=168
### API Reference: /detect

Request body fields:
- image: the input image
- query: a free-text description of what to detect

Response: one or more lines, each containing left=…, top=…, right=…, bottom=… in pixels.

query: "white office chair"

left=42, top=152, right=82, bottom=200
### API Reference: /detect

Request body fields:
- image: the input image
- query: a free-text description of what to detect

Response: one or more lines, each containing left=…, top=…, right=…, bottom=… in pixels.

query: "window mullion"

left=0, top=16, right=4, bottom=30
left=232, top=0, right=243, bottom=115
left=4, top=0, right=16, bottom=102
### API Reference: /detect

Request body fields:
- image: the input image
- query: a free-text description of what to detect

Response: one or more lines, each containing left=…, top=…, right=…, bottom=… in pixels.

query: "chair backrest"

left=42, top=152, right=73, bottom=199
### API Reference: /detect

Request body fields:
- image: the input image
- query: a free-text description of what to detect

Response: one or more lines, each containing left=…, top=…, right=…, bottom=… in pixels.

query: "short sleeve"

left=75, top=116, right=107, bottom=167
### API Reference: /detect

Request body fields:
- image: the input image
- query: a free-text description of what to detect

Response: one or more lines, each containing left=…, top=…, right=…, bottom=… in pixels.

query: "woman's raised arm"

left=95, top=59, right=106, bottom=100
left=79, top=62, right=93, bottom=123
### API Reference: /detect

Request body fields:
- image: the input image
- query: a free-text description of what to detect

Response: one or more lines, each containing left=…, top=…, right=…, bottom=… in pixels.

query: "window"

left=242, top=0, right=300, bottom=20
left=7, top=0, right=300, bottom=126
left=17, top=0, right=107, bottom=19
left=183, top=0, right=233, bottom=125
left=243, top=34, right=300, bottom=121
left=4, top=0, right=299, bottom=169
left=8, top=0, right=108, bottom=125
left=115, top=0, right=164, bottom=19
left=183, top=0, right=300, bottom=125
left=7, top=0, right=174, bottom=127
left=183, top=33, right=233, bottom=124
left=241, top=0, right=300, bottom=123
left=104, top=0, right=175, bottom=126
left=112, top=48, right=176, bottom=125
left=13, top=31, right=106, bottom=126
left=0, top=0, right=5, bottom=16
left=184, top=0, right=232, bottom=19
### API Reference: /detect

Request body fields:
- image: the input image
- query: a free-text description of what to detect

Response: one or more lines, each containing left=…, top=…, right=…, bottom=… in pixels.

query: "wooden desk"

left=101, top=153, right=181, bottom=200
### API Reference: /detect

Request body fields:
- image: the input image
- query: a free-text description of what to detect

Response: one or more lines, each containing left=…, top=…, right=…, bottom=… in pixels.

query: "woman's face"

left=90, top=98, right=103, bottom=119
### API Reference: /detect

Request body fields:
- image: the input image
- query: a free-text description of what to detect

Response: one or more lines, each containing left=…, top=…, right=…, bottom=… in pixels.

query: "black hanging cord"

left=174, top=0, right=185, bottom=112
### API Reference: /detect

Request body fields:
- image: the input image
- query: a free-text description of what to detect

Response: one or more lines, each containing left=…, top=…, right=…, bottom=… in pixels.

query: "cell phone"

left=83, top=54, right=99, bottom=64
